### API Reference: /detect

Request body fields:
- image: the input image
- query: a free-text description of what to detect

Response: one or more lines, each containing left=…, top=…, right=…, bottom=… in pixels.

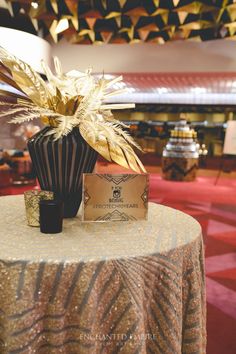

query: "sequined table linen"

left=0, top=196, right=206, bottom=354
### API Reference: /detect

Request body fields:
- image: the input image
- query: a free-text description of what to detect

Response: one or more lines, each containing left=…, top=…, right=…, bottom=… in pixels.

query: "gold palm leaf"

left=79, top=120, right=146, bottom=173
left=0, top=89, right=29, bottom=101
left=0, top=48, right=50, bottom=107
left=0, top=70, right=25, bottom=93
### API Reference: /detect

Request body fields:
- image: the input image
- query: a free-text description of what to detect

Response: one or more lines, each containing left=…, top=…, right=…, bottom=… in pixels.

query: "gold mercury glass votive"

left=24, top=190, right=54, bottom=227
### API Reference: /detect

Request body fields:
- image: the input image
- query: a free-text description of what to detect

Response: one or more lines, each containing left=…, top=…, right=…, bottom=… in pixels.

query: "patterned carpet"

left=148, top=174, right=236, bottom=354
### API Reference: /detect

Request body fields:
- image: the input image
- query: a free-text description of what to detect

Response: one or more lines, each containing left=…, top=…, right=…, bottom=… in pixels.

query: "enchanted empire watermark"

left=78, top=333, right=156, bottom=342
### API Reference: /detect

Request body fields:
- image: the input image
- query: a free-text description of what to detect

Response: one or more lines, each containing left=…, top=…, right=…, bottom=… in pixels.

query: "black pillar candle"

left=39, top=200, right=63, bottom=234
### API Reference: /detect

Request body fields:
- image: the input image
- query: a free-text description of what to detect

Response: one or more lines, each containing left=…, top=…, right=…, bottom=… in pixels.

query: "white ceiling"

left=52, top=38, right=236, bottom=73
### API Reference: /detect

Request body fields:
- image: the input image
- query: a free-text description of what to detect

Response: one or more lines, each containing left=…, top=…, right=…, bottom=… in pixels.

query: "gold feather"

left=0, top=101, right=63, bottom=124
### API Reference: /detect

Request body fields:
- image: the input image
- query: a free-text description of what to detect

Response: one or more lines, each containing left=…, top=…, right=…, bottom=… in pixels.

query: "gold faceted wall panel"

left=2, top=0, right=236, bottom=44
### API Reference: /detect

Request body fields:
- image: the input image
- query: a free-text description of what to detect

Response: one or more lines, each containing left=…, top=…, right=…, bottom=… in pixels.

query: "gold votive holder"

left=24, top=190, right=54, bottom=227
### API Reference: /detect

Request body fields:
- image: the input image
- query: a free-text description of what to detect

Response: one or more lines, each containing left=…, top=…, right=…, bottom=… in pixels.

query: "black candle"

left=39, top=200, right=63, bottom=234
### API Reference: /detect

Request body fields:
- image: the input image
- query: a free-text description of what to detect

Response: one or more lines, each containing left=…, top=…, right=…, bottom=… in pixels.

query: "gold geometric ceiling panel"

left=1, top=0, right=236, bottom=44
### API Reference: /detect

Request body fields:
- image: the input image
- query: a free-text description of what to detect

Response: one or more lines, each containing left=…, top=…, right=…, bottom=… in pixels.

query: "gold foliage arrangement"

left=0, top=47, right=145, bottom=173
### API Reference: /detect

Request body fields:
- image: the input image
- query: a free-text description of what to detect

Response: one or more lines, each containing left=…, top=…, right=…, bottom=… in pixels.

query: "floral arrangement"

left=0, top=47, right=145, bottom=173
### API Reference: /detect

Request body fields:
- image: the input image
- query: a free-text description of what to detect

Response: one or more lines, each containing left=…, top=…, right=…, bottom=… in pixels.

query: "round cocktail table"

left=0, top=195, right=206, bottom=353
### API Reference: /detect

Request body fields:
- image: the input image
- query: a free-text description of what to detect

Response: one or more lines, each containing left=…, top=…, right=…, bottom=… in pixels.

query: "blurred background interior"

left=1, top=0, right=236, bottom=185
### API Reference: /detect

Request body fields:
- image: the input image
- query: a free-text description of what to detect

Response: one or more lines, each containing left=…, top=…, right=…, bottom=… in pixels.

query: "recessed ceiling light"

left=31, top=2, right=38, bottom=9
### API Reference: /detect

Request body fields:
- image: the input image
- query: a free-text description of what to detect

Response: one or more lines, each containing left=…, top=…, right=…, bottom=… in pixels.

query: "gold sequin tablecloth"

left=0, top=195, right=206, bottom=354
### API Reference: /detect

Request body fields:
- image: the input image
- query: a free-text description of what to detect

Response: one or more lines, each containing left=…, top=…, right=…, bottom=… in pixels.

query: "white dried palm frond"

left=54, top=57, right=63, bottom=76
left=100, top=103, right=135, bottom=110
left=9, top=111, right=62, bottom=124
left=104, top=75, right=123, bottom=89
left=102, top=112, right=129, bottom=128
left=75, top=76, right=95, bottom=96
left=0, top=102, right=63, bottom=124
left=72, top=68, right=95, bottom=96
left=74, top=81, right=106, bottom=121
left=107, top=122, right=142, bottom=151
left=40, top=60, right=57, bottom=96
left=41, top=58, right=95, bottom=97
left=99, top=109, right=127, bottom=124
left=0, top=107, right=35, bottom=119
left=66, top=69, right=87, bottom=78
left=41, top=59, right=70, bottom=96
left=85, top=113, right=140, bottom=150
left=98, top=109, right=112, bottom=119
left=0, top=47, right=50, bottom=107
left=7, top=113, right=41, bottom=124
left=45, top=115, right=79, bottom=140
left=103, top=89, right=127, bottom=98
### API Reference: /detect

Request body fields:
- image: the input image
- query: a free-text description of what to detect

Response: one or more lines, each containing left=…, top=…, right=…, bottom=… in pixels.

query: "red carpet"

left=1, top=170, right=236, bottom=354
left=148, top=174, right=236, bottom=354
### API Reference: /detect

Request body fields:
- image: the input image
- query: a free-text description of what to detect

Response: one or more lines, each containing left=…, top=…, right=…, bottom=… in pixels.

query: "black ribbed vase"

left=27, top=127, right=97, bottom=218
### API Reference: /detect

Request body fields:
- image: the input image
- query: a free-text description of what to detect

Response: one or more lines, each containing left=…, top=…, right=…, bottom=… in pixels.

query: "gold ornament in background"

left=0, top=47, right=146, bottom=173
left=24, top=190, right=54, bottom=227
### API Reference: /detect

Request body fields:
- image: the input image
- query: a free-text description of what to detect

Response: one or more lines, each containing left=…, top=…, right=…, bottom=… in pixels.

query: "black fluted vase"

left=27, top=127, right=97, bottom=218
